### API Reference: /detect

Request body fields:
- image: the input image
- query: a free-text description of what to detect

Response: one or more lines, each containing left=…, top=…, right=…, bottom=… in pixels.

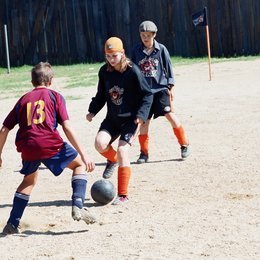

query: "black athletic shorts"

left=99, top=117, right=139, bottom=145
left=148, top=89, right=172, bottom=119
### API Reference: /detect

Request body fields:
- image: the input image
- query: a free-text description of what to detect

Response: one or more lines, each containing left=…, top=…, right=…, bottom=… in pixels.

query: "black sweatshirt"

left=88, top=63, right=153, bottom=123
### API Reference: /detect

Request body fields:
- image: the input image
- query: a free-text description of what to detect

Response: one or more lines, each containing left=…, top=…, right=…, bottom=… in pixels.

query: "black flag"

left=192, top=7, right=208, bottom=27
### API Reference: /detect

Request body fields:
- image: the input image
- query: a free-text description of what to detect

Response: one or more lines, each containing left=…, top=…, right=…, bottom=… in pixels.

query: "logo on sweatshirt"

left=109, top=86, right=124, bottom=105
left=139, top=57, right=159, bottom=77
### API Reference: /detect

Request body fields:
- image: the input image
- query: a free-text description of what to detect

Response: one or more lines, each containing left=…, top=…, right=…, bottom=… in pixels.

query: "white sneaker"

left=72, top=206, right=96, bottom=224
left=112, top=195, right=129, bottom=205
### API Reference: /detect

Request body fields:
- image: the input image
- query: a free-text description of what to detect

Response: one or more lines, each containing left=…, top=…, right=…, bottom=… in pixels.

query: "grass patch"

left=172, top=55, right=260, bottom=66
left=0, top=56, right=259, bottom=99
left=54, top=63, right=101, bottom=88
left=0, top=63, right=101, bottom=98
left=65, top=95, right=83, bottom=100
left=0, top=65, right=32, bottom=94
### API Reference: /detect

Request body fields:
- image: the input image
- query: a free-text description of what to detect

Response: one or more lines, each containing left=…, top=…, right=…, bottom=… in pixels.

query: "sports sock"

left=71, top=174, right=87, bottom=209
left=118, top=167, right=131, bottom=196
left=173, top=125, right=188, bottom=146
left=138, top=134, right=149, bottom=155
left=101, top=145, right=117, bottom=162
left=7, top=192, right=29, bottom=228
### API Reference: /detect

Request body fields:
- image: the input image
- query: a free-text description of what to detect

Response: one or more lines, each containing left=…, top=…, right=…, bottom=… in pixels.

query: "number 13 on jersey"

left=27, top=100, right=46, bottom=126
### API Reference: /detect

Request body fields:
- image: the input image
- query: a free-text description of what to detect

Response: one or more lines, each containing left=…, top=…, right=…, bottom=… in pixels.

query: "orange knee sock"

left=118, top=167, right=131, bottom=196
left=138, top=134, right=149, bottom=155
left=101, top=145, right=117, bottom=162
left=173, top=126, right=188, bottom=146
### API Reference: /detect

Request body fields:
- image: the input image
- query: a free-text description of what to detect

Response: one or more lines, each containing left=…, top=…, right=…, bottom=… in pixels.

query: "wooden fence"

left=0, top=0, right=259, bottom=66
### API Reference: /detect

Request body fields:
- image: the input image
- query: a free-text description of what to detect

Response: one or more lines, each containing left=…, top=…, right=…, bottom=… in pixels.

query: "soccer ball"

left=90, top=179, right=116, bottom=205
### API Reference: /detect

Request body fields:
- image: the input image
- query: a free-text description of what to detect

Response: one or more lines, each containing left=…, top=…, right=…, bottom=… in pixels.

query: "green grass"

left=171, top=55, right=260, bottom=65
left=53, top=63, right=101, bottom=88
left=0, top=63, right=101, bottom=98
left=0, top=56, right=259, bottom=99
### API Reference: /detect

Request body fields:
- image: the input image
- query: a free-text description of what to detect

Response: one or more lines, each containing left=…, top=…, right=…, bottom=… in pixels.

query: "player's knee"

left=95, top=140, right=109, bottom=153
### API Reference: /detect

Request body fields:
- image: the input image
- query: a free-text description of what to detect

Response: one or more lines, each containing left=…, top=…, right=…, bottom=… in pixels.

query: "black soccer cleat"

left=102, top=160, right=118, bottom=179
left=181, top=145, right=191, bottom=159
left=137, top=152, right=149, bottom=164
left=2, top=223, right=21, bottom=235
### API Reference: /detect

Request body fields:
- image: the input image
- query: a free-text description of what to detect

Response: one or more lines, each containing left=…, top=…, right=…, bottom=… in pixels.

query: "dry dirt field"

left=0, top=59, right=259, bottom=259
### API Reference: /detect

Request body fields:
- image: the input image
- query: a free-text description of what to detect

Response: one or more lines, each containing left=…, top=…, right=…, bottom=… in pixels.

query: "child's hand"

left=130, top=118, right=143, bottom=144
left=168, top=88, right=174, bottom=101
left=82, top=154, right=95, bottom=172
left=86, top=113, right=95, bottom=122
left=135, top=118, right=144, bottom=125
left=86, top=160, right=95, bottom=172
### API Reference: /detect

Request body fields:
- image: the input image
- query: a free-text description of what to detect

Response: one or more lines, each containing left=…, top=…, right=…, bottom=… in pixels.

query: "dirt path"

left=0, top=59, right=259, bottom=259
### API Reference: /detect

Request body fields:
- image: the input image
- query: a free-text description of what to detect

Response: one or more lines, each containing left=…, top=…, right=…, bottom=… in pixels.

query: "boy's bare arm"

left=0, top=126, right=10, bottom=167
left=61, top=120, right=95, bottom=172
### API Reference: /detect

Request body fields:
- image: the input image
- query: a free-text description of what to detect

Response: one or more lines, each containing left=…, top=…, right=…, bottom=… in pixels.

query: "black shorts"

left=148, top=89, right=172, bottom=119
left=99, top=117, right=139, bottom=145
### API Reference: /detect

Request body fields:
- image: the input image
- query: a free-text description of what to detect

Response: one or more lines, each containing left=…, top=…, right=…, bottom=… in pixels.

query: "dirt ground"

left=0, top=59, right=259, bottom=259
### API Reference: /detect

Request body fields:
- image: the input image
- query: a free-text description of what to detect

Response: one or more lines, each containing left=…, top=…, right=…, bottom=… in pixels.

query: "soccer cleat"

left=136, top=152, right=149, bottom=164
left=181, top=145, right=191, bottom=159
left=112, top=195, right=129, bottom=205
left=2, top=223, right=21, bottom=235
left=72, top=206, right=96, bottom=224
left=102, top=160, right=118, bottom=179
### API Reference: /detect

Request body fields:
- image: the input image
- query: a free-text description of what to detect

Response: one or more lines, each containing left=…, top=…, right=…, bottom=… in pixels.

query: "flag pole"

left=4, top=24, right=11, bottom=74
left=192, top=6, right=212, bottom=81
left=205, top=25, right=212, bottom=81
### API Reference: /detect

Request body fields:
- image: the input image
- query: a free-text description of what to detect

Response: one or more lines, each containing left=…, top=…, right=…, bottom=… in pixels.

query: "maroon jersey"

left=3, top=87, right=69, bottom=160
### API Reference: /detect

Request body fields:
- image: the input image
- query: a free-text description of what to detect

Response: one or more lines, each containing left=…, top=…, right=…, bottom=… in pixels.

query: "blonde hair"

left=106, top=55, right=132, bottom=73
left=31, top=62, right=53, bottom=86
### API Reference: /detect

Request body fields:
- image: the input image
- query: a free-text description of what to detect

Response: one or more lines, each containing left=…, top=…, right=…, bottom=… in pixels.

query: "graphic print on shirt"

left=109, top=86, right=124, bottom=105
left=27, top=100, right=46, bottom=126
left=139, top=57, right=159, bottom=77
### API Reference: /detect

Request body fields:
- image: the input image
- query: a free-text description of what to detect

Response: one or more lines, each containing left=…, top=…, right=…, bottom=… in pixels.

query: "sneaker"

left=181, top=145, right=191, bottom=159
left=137, top=152, right=149, bottom=164
left=2, top=223, right=21, bottom=235
left=72, top=206, right=96, bottom=224
left=112, top=195, right=129, bottom=205
left=102, top=160, right=118, bottom=179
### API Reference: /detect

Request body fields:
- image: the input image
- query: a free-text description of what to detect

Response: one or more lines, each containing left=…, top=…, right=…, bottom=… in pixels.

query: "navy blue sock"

left=7, top=192, right=29, bottom=228
left=71, top=174, right=87, bottom=209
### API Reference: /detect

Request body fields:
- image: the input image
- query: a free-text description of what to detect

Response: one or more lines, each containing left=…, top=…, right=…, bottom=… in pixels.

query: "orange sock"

left=101, top=145, right=117, bottom=162
left=138, top=134, right=149, bottom=155
left=118, top=167, right=131, bottom=196
left=173, top=126, right=188, bottom=146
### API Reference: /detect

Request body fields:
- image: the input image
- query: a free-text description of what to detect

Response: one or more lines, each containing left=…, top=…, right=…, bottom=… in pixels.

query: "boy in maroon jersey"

left=0, top=62, right=96, bottom=235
